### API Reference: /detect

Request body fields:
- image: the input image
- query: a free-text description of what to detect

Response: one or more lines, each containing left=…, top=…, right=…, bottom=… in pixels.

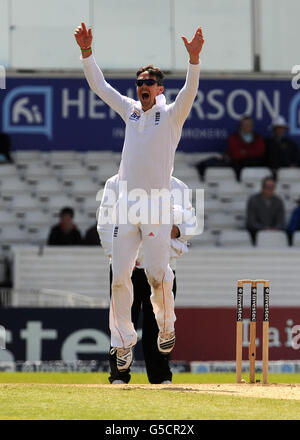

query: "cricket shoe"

left=111, top=380, right=126, bottom=385
left=157, top=331, right=176, bottom=354
left=116, top=346, right=133, bottom=371
left=160, top=380, right=172, bottom=384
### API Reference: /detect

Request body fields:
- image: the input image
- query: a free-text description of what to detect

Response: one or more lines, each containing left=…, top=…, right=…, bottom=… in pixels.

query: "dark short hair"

left=136, top=65, right=164, bottom=85
left=262, top=176, right=275, bottom=188
left=59, top=207, right=74, bottom=218
left=239, top=115, right=253, bottom=127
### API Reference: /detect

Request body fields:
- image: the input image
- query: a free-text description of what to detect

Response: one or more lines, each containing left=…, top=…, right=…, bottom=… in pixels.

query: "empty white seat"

left=92, top=164, right=120, bottom=184
left=204, top=199, right=222, bottom=214
left=1, top=176, right=28, bottom=196
left=206, top=212, right=241, bottom=231
left=186, top=152, right=223, bottom=167
left=286, top=183, right=300, bottom=202
left=112, top=152, right=122, bottom=165
left=26, top=225, right=50, bottom=245
left=0, top=210, right=18, bottom=226
left=218, top=229, right=252, bottom=247
left=23, top=211, right=50, bottom=228
left=34, top=178, right=63, bottom=198
left=256, top=230, right=289, bottom=248
left=48, top=150, right=78, bottom=165
left=277, top=168, right=300, bottom=186
left=172, top=164, right=199, bottom=180
left=71, top=178, right=98, bottom=198
left=0, top=225, right=29, bottom=245
left=205, top=167, right=236, bottom=186
left=0, top=164, right=19, bottom=179
left=13, top=150, right=42, bottom=164
left=10, top=194, right=40, bottom=214
left=174, top=151, right=188, bottom=163
left=189, top=229, right=218, bottom=247
left=81, top=195, right=101, bottom=217
left=221, top=200, right=246, bottom=215
left=23, top=162, right=53, bottom=183
left=217, top=181, right=248, bottom=202
left=46, top=195, right=76, bottom=214
left=83, top=150, right=115, bottom=165
left=240, top=167, right=272, bottom=186
left=292, top=231, right=300, bottom=247
left=73, top=213, right=94, bottom=234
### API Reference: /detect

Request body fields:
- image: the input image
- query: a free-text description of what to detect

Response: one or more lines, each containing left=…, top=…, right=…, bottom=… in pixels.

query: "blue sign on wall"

left=1, top=74, right=300, bottom=152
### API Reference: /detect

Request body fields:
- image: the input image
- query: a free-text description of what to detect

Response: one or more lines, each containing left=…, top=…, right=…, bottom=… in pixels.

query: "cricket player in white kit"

left=75, top=22, right=204, bottom=371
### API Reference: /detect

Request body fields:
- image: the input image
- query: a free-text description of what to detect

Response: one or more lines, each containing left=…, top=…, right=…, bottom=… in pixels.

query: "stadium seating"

left=1, top=150, right=299, bottom=254
left=240, top=167, right=272, bottom=188
left=292, top=231, right=300, bottom=247
left=217, top=181, right=248, bottom=202
left=256, top=230, right=289, bottom=248
left=0, top=164, right=19, bottom=179
left=13, top=150, right=42, bottom=164
left=23, top=162, right=53, bottom=183
left=26, top=225, right=50, bottom=245
left=48, top=150, right=78, bottom=165
left=277, top=168, right=300, bottom=187
left=218, top=229, right=252, bottom=247
left=0, top=225, right=29, bottom=246
left=70, top=178, right=99, bottom=199
left=189, top=229, right=218, bottom=247
left=205, top=212, right=242, bottom=232
left=47, top=194, right=76, bottom=215
left=23, top=211, right=50, bottom=228
left=205, top=167, right=236, bottom=187
left=10, top=194, right=41, bottom=215
left=0, top=210, right=17, bottom=226
left=11, top=246, right=300, bottom=307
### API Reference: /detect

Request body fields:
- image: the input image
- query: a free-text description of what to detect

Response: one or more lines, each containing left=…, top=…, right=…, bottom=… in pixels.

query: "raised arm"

left=74, top=22, right=132, bottom=121
left=170, top=27, right=204, bottom=126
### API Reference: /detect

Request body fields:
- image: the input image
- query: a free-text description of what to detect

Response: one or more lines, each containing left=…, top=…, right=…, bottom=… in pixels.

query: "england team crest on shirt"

left=129, top=108, right=141, bottom=121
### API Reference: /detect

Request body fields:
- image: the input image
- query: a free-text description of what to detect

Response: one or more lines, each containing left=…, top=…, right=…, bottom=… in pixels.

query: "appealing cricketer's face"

left=136, top=71, right=164, bottom=111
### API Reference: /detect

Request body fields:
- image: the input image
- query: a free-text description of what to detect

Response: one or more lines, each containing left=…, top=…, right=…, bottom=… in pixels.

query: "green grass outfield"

left=0, top=372, right=300, bottom=420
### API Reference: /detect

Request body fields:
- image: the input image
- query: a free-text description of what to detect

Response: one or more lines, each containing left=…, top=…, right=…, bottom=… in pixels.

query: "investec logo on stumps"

left=2, top=86, right=53, bottom=138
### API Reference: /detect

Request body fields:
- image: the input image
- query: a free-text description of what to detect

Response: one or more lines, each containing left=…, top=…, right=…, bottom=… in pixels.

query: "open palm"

left=182, top=27, right=204, bottom=58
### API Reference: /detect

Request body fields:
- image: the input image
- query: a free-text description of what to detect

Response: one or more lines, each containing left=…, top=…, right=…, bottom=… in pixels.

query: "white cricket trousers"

left=110, top=219, right=176, bottom=349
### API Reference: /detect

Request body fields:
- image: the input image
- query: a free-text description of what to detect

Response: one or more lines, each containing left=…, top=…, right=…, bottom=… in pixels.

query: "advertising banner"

left=1, top=75, right=300, bottom=152
left=0, top=307, right=299, bottom=365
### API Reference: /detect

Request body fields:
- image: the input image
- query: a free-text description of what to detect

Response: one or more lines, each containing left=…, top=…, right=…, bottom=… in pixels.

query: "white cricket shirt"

left=81, top=55, right=201, bottom=194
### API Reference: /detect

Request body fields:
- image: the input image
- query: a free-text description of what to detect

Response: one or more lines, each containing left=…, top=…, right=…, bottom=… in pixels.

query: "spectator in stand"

left=84, top=223, right=101, bottom=246
left=227, top=115, right=265, bottom=180
left=246, top=176, right=285, bottom=245
left=48, top=207, right=82, bottom=245
left=287, top=197, right=300, bottom=245
left=264, top=116, right=300, bottom=177
left=0, top=132, right=13, bottom=163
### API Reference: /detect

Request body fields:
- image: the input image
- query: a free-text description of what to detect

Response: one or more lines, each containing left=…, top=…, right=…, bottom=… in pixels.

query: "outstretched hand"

left=74, top=22, right=93, bottom=49
left=182, top=27, right=204, bottom=64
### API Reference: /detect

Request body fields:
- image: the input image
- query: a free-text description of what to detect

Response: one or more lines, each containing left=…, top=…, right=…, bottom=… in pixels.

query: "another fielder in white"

left=75, top=22, right=204, bottom=371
